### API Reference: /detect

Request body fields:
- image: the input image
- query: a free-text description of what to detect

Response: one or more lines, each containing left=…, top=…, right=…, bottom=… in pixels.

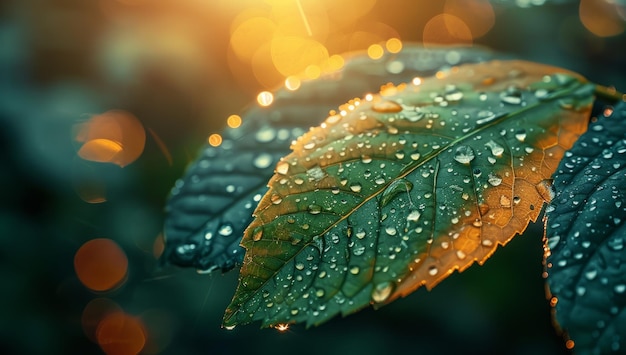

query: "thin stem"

left=594, top=84, right=626, bottom=103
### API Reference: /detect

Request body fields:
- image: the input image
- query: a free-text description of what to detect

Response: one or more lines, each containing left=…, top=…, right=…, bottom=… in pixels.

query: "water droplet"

left=410, top=151, right=421, bottom=160
left=224, top=325, right=236, bottom=331
left=295, top=262, right=305, bottom=270
left=375, top=177, right=386, bottom=185
left=515, top=129, right=527, bottom=142
left=608, top=237, right=624, bottom=251
left=303, top=141, right=316, bottom=150
left=536, top=179, right=555, bottom=203
left=456, top=250, right=466, bottom=259
left=428, top=265, right=438, bottom=276
left=454, top=145, right=475, bottom=164
left=485, top=140, right=504, bottom=157
left=473, top=219, right=483, bottom=227
left=308, top=204, right=322, bottom=215
left=475, top=110, right=497, bottom=125
left=307, top=166, right=326, bottom=181
left=361, top=155, right=373, bottom=164
left=385, top=226, right=397, bottom=236
left=373, top=100, right=402, bottom=113
left=276, top=161, right=289, bottom=175
left=218, top=223, right=233, bottom=237
left=500, top=86, right=523, bottom=105
left=371, top=282, right=394, bottom=303
left=350, top=266, right=360, bottom=275
left=488, top=173, right=503, bottom=186
left=316, top=288, right=325, bottom=297
left=253, top=153, right=273, bottom=169
left=350, top=183, right=362, bottom=193
left=253, top=228, right=263, bottom=241
left=395, top=150, right=405, bottom=159
left=615, top=284, right=626, bottom=294
left=271, top=194, right=283, bottom=204
left=583, top=269, right=597, bottom=280
left=353, top=245, right=366, bottom=256
left=500, top=195, right=511, bottom=208
left=444, top=85, right=464, bottom=102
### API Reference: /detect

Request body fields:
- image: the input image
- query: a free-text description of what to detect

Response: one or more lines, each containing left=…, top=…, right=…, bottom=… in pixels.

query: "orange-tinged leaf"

left=223, top=60, right=595, bottom=328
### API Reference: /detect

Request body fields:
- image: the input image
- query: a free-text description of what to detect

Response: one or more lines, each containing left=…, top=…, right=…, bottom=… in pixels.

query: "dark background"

left=1, top=0, right=625, bottom=354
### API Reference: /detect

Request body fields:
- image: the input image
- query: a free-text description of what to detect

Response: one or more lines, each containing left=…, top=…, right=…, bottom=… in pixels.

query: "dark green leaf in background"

left=162, top=46, right=500, bottom=273
left=223, top=60, right=594, bottom=328
left=545, top=101, right=626, bottom=354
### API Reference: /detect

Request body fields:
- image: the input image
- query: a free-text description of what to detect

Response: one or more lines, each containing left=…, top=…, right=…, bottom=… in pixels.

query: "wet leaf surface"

left=224, top=60, right=594, bottom=328
left=163, top=46, right=501, bottom=273
left=545, top=101, right=626, bottom=354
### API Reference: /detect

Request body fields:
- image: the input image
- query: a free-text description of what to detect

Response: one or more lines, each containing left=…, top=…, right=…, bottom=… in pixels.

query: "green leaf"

left=223, top=60, right=595, bottom=328
left=162, top=46, right=500, bottom=273
left=545, top=101, right=626, bottom=353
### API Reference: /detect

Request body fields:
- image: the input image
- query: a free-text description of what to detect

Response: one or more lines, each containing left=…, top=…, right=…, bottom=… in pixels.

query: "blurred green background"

left=1, top=0, right=625, bottom=354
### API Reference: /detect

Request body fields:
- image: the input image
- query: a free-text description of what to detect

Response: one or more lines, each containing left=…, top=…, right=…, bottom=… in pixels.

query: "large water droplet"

left=270, top=194, right=283, bottom=205
left=500, top=86, right=523, bottom=105
left=454, top=145, right=475, bottom=164
left=407, top=210, right=421, bottom=222
left=350, top=183, right=362, bottom=193
left=276, top=161, right=289, bottom=175
left=252, top=228, right=263, bottom=241
left=515, top=129, right=527, bottom=142
left=485, top=140, right=504, bottom=157
left=308, top=204, right=322, bottom=215
left=373, top=100, right=402, bottom=113
left=371, top=282, right=394, bottom=303
left=444, top=85, right=464, bottom=102
left=608, top=237, right=624, bottom=251
left=476, top=110, right=496, bottom=125
left=488, top=173, right=503, bottom=186
left=218, top=223, right=233, bottom=237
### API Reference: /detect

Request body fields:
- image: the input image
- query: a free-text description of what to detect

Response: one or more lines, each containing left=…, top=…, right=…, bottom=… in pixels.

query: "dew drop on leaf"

left=500, top=86, right=523, bottom=105
left=453, top=145, right=475, bottom=164
left=372, top=100, right=402, bottom=113
left=350, top=183, right=362, bottom=193
left=371, top=282, right=394, bottom=303
left=308, top=204, right=322, bottom=215
left=276, top=161, right=289, bottom=175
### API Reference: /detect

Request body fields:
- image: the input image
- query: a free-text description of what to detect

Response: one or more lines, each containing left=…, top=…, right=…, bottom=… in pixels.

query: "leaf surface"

left=545, top=101, right=626, bottom=353
left=162, top=46, right=499, bottom=273
left=224, top=60, right=594, bottom=328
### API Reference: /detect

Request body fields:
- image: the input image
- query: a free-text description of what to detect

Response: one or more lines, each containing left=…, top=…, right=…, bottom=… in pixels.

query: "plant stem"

left=595, top=84, right=626, bottom=104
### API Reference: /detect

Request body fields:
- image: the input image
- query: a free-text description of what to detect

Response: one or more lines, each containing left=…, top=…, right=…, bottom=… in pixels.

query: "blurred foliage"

left=0, top=0, right=624, bottom=354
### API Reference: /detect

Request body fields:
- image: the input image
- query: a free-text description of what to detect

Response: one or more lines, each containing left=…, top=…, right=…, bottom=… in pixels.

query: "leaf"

left=223, top=60, right=595, bottom=328
left=545, top=101, right=626, bottom=353
left=162, top=46, right=500, bottom=273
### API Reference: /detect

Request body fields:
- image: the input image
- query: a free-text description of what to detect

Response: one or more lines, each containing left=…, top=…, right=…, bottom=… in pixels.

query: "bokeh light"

left=74, top=238, right=129, bottom=292
left=82, top=298, right=123, bottom=343
left=75, top=110, right=145, bottom=168
left=97, top=311, right=146, bottom=355
left=226, top=114, right=242, bottom=128
left=385, top=37, right=403, bottom=53
left=207, top=133, right=223, bottom=147
left=257, top=91, right=274, bottom=106
left=284, top=76, right=302, bottom=91
left=444, top=0, right=495, bottom=39
left=423, top=14, right=473, bottom=46
left=367, top=43, right=384, bottom=60
left=579, top=0, right=625, bottom=37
